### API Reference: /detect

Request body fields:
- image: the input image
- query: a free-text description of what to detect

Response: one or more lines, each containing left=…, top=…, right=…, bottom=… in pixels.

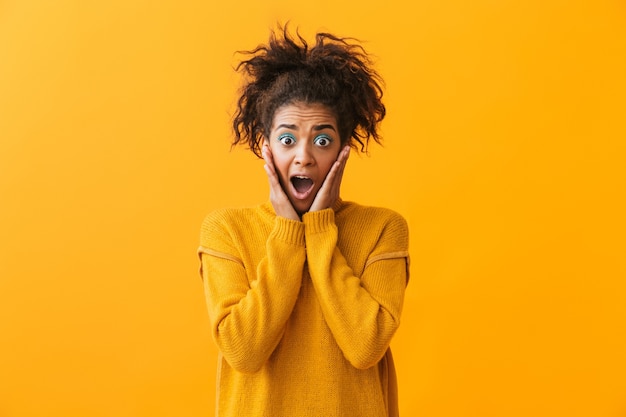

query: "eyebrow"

left=275, top=124, right=337, bottom=132
left=314, top=124, right=337, bottom=132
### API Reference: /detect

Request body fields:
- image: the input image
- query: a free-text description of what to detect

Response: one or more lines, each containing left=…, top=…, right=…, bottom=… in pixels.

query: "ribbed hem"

left=302, top=208, right=335, bottom=234
left=271, top=216, right=306, bottom=245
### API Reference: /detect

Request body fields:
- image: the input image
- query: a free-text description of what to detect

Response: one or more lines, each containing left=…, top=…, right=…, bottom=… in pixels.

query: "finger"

left=322, top=147, right=348, bottom=193
left=262, top=147, right=283, bottom=191
left=263, top=150, right=299, bottom=220
left=262, top=147, right=275, bottom=177
left=330, top=146, right=349, bottom=184
left=339, top=145, right=350, bottom=161
left=328, top=146, right=350, bottom=197
left=323, top=161, right=341, bottom=192
left=264, top=155, right=291, bottom=201
left=335, top=146, right=350, bottom=182
left=309, top=146, right=350, bottom=212
left=313, top=160, right=342, bottom=208
left=264, top=163, right=284, bottom=194
left=261, top=144, right=268, bottom=161
left=263, top=163, right=276, bottom=184
left=330, top=163, right=344, bottom=199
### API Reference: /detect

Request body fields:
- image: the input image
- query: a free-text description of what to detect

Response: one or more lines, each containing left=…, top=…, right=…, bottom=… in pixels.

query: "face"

left=266, top=102, right=343, bottom=215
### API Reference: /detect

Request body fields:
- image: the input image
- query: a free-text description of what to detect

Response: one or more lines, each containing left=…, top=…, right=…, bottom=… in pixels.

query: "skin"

left=262, top=102, right=351, bottom=221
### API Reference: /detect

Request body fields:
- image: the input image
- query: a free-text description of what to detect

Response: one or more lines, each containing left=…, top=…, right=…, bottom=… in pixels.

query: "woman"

left=198, top=25, right=410, bottom=417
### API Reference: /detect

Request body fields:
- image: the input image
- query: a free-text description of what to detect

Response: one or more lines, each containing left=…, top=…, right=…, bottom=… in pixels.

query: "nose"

left=294, top=142, right=315, bottom=166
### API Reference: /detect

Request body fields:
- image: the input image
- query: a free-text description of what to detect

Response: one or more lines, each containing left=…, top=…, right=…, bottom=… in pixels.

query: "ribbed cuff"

left=271, top=216, right=306, bottom=245
left=302, top=208, right=335, bottom=234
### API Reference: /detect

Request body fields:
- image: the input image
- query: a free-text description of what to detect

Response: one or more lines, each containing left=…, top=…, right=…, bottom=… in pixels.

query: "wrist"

left=302, top=208, right=335, bottom=234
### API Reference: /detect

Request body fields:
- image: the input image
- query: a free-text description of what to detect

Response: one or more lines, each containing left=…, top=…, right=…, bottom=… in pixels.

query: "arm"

left=302, top=209, right=409, bottom=369
left=200, top=214, right=306, bottom=373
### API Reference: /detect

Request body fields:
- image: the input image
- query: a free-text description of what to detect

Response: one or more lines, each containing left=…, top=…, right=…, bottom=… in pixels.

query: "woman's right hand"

left=262, top=144, right=300, bottom=221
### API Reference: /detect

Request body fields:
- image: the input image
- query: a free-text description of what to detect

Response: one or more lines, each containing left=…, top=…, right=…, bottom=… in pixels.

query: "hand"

left=309, top=145, right=350, bottom=213
left=262, top=144, right=300, bottom=221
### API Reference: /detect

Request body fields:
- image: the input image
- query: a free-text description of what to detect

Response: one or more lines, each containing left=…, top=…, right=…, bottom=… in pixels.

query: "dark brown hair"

left=231, top=24, right=386, bottom=158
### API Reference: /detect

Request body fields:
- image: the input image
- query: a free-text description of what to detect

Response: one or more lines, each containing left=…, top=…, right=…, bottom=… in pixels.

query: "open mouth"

left=290, top=176, right=314, bottom=197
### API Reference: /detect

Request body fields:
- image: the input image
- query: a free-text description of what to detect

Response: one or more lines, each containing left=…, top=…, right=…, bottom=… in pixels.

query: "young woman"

left=198, top=26, right=410, bottom=417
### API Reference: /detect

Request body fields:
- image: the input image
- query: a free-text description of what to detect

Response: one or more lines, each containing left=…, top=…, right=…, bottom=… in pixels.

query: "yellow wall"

left=1, top=1, right=625, bottom=416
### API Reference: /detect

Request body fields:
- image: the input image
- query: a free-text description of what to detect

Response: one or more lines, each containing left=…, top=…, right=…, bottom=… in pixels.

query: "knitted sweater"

left=198, top=199, right=410, bottom=417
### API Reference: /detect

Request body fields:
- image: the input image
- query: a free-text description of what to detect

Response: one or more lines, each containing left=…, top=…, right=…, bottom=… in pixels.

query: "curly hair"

left=231, top=25, right=386, bottom=158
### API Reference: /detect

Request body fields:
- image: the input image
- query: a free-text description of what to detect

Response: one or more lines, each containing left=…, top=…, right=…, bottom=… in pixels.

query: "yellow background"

left=1, top=0, right=625, bottom=416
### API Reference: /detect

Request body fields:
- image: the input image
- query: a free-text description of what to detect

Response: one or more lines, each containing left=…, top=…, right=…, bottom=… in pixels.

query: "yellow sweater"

left=198, top=199, right=410, bottom=417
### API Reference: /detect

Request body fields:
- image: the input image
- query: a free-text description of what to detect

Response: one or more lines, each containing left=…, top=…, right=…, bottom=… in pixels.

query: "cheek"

left=318, top=155, right=338, bottom=177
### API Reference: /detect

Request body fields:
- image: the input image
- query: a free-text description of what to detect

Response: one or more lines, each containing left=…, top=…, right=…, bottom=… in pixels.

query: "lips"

left=290, top=175, right=314, bottom=199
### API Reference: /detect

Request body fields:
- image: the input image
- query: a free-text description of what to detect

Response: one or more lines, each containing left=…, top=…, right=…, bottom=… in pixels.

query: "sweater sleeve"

left=199, top=211, right=306, bottom=373
left=302, top=208, right=409, bottom=370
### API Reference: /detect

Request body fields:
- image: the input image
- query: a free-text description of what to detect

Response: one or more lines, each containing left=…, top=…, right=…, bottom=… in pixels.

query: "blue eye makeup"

left=314, top=134, right=333, bottom=147
left=277, top=133, right=296, bottom=146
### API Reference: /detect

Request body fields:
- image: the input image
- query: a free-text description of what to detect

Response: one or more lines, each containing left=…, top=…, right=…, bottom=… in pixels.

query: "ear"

left=258, top=136, right=269, bottom=158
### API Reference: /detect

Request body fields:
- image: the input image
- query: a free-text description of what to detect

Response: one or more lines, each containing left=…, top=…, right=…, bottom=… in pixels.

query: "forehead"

left=271, top=102, right=338, bottom=130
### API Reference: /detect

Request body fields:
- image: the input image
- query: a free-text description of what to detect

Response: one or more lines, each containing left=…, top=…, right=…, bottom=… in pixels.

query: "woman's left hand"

left=309, top=145, right=350, bottom=212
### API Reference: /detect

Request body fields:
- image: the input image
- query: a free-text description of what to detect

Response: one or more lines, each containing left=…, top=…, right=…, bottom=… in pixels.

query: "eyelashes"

left=276, top=133, right=334, bottom=147
left=277, top=133, right=296, bottom=146
left=313, top=134, right=333, bottom=147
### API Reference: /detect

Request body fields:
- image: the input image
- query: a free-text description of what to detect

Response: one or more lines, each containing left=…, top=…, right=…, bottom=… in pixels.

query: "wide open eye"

left=277, top=133, right=296, bottom=146
left=314, top=134, right=333, bottom=147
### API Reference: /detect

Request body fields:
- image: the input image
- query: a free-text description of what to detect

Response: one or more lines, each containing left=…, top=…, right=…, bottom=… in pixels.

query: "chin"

left=293, top=202, right=312, bottom=216
left=295, top=207, right=310, bottom=216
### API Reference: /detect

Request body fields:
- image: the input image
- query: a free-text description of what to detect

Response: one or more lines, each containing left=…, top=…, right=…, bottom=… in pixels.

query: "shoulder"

left=200, top=204, right=273, bottom=245
left=338, top=201, right=408, bottom=230
left=336, top=201, right=409, bottom=250
left=201, top=206, right=247, bottom=226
